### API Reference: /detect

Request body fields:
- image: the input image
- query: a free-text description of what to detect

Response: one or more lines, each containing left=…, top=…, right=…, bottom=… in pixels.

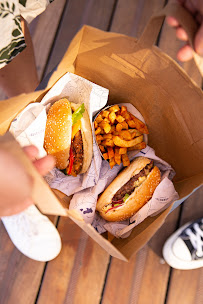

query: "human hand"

left=0, top=145, right=55, bottom=217
left=166, top=0, right=203, bottom=61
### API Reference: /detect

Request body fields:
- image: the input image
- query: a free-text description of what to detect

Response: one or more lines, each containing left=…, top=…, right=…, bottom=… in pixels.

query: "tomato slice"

left=105, top=203, right=123, bottom=214
left=67, top=147, right=74, bottom=175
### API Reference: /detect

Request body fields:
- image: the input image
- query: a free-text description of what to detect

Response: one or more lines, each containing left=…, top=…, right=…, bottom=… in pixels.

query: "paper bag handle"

left=0, top=132, right=69, bottom=216
left=138, top=2, right=203, bottom=77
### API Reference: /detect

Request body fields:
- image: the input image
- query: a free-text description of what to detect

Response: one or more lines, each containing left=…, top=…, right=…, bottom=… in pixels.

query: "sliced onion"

left=112, top=199, right=123, bottom=204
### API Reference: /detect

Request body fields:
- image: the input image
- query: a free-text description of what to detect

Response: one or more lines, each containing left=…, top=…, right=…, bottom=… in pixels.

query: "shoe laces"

left=185, top=220, right=203, bottom=258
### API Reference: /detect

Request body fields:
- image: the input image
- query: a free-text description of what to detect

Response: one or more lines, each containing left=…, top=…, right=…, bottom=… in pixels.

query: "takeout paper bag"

left=0, top=3, right=202, bottom=261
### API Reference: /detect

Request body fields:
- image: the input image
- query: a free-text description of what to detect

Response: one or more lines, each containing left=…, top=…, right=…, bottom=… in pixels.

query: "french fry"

left=122, top=154, right=130, bottom=167
left=112, top=130, right=119, bottom=136
left=102, top=110, right=110, bottom=118
left=127, top=142, right=146, bottom=151
left=116, top=115, right=125, bottom=123
left=103, top=134, right=113, bottom=139
left=120, top=121, right=129, bottom=129
left=119, top=147, right=127, bottom=154
left=109, top=125, right=116, bottom=133
left=103, top=117, right=110, bottom=123
left=97, top=140, right=101, bottom=145
left=121, top=106, right=127, bottom=114
left=96, top=135, right=103, bottom=141
left=109, top=157, right=116, bottom=169
left=119, top=130, right=132, bottom=140
left=113, top=135, right=143, bottom=147
left=94, top=121, right=98, bottom=129
left=116, top=123, right=123, bottom=132
left=102, top=139, right=114, bottom=147
left=95, top=127, right=102, bottom=135
left=109, top=105, right=120, bottom=112
left=122, top=111, right=131, bottom=121
left=103, top=153, right=109, bottom=160
left=114, top=149, right=121, bottom=165
left=99, top=145, right=106, bottom=153
left=103, top=123, right=111, bottom=134
left=127, top=120, right=137, bottom=128
left=128, top=129, right=142, bottom=138
left=95, top=114, right=103, bottom=123
left=130, top=114, right=149, bottom=134
left=99, top=121, right=111, bottom=133
left=109, top=111, right=116, bottom=124
left=107, top=147, right=115, bottom=159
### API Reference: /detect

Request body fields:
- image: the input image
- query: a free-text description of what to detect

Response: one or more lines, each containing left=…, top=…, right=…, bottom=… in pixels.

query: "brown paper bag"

left=0, top=3, right=202, bottom=261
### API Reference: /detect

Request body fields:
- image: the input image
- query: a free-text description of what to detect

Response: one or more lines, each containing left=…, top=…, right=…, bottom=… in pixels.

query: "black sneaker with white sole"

left=162, top=218, right=203, bottom=270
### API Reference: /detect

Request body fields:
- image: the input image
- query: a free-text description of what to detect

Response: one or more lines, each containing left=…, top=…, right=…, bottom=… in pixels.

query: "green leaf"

left=12, top=29, right=21, bottom=37
left=12, top=3, right=15, bottom=12
left=123, top=193, right=130, bottom=202
left=72, top=103, right=85, bottom=125
left=3, top=13, right=9, bottom=18
left=19, top=0, right=27, bottom=7
left=1, top=3, right=4, bottom=8
left=6, top=2, right=9, bottom=8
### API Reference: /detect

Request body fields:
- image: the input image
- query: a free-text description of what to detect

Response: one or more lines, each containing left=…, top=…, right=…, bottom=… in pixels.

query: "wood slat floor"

left=0, top=0, right=202, bottom=303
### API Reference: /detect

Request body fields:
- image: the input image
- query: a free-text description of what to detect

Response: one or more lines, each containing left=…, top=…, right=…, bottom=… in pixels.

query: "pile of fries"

left=94, top=105, right=149, bottom=169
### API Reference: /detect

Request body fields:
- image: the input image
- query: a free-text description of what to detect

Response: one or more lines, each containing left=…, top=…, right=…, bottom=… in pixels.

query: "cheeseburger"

left=44, top=98, right=93, bottom=176
left=96, top=157, right=161, bottom=221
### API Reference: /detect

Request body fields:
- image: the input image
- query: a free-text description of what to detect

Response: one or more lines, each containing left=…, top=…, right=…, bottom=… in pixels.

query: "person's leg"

left=0, top=17, right=39, bottom=98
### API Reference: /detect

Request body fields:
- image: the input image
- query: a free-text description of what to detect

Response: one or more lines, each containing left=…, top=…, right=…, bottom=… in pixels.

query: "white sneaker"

left=163, top=218, right=203, bottom=270
left=1, top=205, right=61, bottom=262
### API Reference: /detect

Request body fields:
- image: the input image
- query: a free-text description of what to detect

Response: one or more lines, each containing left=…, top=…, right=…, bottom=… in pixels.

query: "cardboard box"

left=0, top=3, right=202, bottom=261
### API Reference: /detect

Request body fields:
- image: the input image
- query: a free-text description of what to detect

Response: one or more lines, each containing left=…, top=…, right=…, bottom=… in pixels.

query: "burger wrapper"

left=9, top=72, right=178, bottom=239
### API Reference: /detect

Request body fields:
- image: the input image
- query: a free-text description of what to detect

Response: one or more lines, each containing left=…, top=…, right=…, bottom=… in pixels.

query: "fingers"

left=194, top=21, right=203, bottom=55
left=176, top=27, right=188, bottom=41
left=166, top=16, right=179, bottom=27
left=23, top=145, right=55, bottom=175
left=33, top=155, right=55, bottom=176
left=23, top=145, right=39, bottom=160
left=177, top=44, right=194, bottom=61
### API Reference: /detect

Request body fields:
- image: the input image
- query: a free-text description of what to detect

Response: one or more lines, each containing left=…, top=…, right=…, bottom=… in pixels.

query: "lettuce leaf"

left=72, top=103, right=85, bottom=125
left=123, top=193, right=130, bottom=202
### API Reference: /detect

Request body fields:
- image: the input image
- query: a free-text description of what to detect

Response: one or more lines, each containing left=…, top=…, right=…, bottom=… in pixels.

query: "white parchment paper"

left=9, top=72, right=179, bottom=238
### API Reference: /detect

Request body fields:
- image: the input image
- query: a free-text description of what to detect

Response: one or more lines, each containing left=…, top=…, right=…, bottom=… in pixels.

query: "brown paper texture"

left=0, top=3, right=202, bottom=260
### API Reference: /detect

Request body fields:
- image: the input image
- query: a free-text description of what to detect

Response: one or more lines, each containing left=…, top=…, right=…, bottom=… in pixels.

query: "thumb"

left=194, top=22, right=203, bottom=56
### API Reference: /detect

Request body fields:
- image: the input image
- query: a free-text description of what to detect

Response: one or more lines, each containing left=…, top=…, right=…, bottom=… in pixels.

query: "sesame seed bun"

left=96, top=157, right=161, bottom=221
left=44, top=98, right=72, bottom=170
left=44, top=98, right=93, bottom=173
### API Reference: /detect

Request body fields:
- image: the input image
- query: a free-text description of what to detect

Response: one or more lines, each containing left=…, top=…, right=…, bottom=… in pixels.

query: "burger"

left=44, top=98, right=93, bottom=176
left=96, top=156, right=161, bottom=221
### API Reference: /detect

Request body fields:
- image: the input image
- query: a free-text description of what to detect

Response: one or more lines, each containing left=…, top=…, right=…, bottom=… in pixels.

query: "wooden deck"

left=0, top=0, right=203, bottom=303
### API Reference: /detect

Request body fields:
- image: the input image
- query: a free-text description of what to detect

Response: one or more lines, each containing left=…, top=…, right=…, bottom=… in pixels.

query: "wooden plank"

left=166, top=186, right=203, bottom=304
left=29, top=0, right=66, bottom=80
left=45, top=0, right=116, bottom=76
left=0, top=215, right=56, bottom=304
left=111, top=0, right=165, bottom=38
left=37, top=217, right=109, bottom=304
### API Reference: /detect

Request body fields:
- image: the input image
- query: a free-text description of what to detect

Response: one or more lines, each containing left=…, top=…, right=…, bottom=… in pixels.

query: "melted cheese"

left=71, top=120, right=81, bottom=139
